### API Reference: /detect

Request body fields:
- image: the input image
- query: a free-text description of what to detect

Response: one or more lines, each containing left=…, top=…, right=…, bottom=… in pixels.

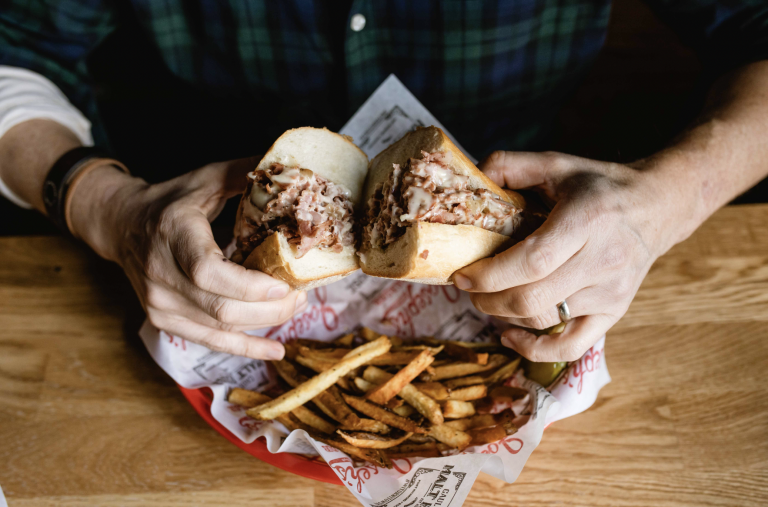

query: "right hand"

left=69, top=157, right=307, bottom=359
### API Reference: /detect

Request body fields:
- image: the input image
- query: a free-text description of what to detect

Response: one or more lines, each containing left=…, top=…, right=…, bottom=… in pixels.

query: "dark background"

left=2, top=0, right=766, bottom=236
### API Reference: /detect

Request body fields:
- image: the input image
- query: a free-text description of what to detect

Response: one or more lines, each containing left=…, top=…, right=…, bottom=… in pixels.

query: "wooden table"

left=1, top=204, right=767, bottom=507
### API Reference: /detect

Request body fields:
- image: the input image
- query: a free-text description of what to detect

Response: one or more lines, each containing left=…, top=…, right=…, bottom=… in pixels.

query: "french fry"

left=393, top=345, right=445, bottom=355
left=387, top=449, right=441, bottom=459
left=406, top=434, right=435, bottom=444
left=295, top=355, right=335, bottom=373
left=421, top=354, right=510, bottom=381
left=367, top=350, right=434, bottom=405
left=247, top=336, right=391, bottom=421
left=444, top=376, right=485, bottom=390
left=488, top=385, right=528, bottom=403
left=442, top=342, right=483, bottom=364
left=337, top=430, right=413, bottom=449
left=274, top=360, right=357, bottom=425
left=445, top=384, right=487, bottom=401
left=444, top=413, right=499, bottom=432
left=428, top=424, right=472, bottom=450
left=392, top=404, right=415, bottom=418
left=228, top=388, right=336, bottom=434
left=385, top=398, right=404, bottom=409
left=442, top=400, right=476, bottom=419
left=341, top=418, right=391, bottom=434
left=298, top=345, right=348, bottom=360
left=414, top=382, right=450, bottom=400
left=389, top=442, right=438, bottom=454
left=354, top=376, right=376, bottom=392
left=358, top=327, right=384, bottom=342
left=367, top=351, right=422, bottom=366
left=313, top=434, right=392, bottom=468
left=364, top=366, right=444, bottom=425
left=333, top=333, right=355, bottom=347
left=336, top=376, right=353, bottom=391
left=342, top=394, right=426, bottom=434
left=484, top=357, right=522, bottom=385
left=468, top=425, right=507, bottom=446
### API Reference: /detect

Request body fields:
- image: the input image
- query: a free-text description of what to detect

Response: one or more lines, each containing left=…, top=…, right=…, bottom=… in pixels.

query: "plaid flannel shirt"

left=1, top=0, right=767, bottom=158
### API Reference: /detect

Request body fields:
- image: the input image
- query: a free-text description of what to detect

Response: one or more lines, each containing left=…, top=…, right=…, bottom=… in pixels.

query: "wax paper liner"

left=139, top=271, right=610, bottom=507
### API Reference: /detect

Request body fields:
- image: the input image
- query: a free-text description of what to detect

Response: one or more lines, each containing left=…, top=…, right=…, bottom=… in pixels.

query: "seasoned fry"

left=342, top=394, right=426, bottom=434
left=333, top=333, right=355, bottom=347
left=354, top=376, right=376, bottom=392
left=247, top=336, right=391, bottom=420
left=367, top=350, right=435, bottom=404
left=358, top=327, right=384, bottom=342
left=468, top=425, right=507, bottom=446
left=228, top=388, right=336, bottom=434
left=337, top=430, right=413, bottom=449
left=298, top=345, right=348, bottom=360
left=295, top=355, right=335, bottom=373
left=414, top=382, right=450, bottom=400
left=444, top=376, right=485, bottom=389
left=484, top=357, right=522, bottom=385
left=228, top=387, right=271, bottom=407
left=387, top=449, right=441, bottom=459
left=442, top=400, right=476, bottom=419
left=390, top=442, right=438, bottom=454
left=237, top=331, right=535, bottom=463
left=391, top=404, right=415, bottom=418
left=446, top=384, right=487, bottom=401
left=428, top=424, right=472, bottom=450
left=421, top=354, right=510, bottom=381
left=444, top=413, right=499, bottom=432
left=442, top=342, right=483, bottom=364
left=364, top=366, right=444, bottom=425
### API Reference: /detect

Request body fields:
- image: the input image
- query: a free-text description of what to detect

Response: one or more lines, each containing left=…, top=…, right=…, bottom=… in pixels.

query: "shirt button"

left=350, top=13, right=366, bottom=32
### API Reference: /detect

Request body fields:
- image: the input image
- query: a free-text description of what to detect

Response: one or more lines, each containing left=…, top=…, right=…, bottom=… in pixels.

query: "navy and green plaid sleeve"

left=0, top=0, right=118, bottom=135
left=643, top=0, right=768, bottom=74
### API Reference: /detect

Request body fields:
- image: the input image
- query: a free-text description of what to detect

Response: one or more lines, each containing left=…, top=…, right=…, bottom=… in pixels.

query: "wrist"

left=68, top=163, right=147, bottom=262
left=631, top=153, right=711, bottom=254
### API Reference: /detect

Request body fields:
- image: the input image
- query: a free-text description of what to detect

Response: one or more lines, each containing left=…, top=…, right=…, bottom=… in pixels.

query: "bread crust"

left=361, top=222, right=511, bottom=284
left=243, top=233, right=358, bottom=291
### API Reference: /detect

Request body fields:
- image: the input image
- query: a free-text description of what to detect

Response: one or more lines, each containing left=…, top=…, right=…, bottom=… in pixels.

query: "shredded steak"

left=237, top=164, right=354, bottom=260
left=363, top=151, right=523, bottom=249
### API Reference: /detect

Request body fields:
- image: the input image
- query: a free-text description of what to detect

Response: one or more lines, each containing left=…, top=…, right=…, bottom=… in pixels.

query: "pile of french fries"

left=227, top=328, right=528, bottom=468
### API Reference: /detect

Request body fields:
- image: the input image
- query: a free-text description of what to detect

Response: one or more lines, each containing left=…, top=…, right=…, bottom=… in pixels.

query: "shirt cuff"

left=0, top=65, right=95, bottom=209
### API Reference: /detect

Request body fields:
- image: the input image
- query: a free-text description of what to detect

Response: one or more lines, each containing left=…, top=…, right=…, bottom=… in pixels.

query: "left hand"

left=453, top=151, right=681, bottom=362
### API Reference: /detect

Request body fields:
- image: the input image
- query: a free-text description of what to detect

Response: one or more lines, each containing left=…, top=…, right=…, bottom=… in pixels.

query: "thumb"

left=221, top=155, right=261, bottom=197
left=480, top=151, right=590, bottom=191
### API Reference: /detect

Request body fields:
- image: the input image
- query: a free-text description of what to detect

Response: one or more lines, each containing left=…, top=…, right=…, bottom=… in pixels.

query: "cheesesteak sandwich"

left=359, top=126, right=527, bottom=284
left=233, top=127, right=368, bottom=290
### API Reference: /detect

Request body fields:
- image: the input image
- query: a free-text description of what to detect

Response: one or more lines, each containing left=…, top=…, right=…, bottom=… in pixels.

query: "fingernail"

left=294, top=292, right=308, bottom=312
left=453, top=273, right=473, bottom=291
left=267, top=342, right=285, bottom=360
left=267, top=284, right=290, bottom=300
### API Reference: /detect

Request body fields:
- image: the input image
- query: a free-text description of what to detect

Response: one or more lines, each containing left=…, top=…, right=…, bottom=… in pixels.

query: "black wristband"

left=42, top=147, right=123, bottom=236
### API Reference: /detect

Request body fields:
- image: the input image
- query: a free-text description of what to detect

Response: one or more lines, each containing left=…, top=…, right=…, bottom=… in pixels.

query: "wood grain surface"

left=1, top=204, right=767, bottom=507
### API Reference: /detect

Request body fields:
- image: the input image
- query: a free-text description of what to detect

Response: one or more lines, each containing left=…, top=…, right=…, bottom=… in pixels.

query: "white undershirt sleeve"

left=0, top=65, right=95, bottom=209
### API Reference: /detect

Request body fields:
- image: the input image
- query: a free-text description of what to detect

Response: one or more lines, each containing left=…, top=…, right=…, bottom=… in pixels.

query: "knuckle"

left=523, top=242, right=554, bottom=280
left=600, top=244, right=630, bottom=271
left=211, top=297, right=237, bottom=323
left=146, top=307, right=168, bottom=329
left=510, top=286, right=546, bottom=317
left=487, top=150, right=507, bottom=169
left=611, top=275, right=636, bottom=300
left=188, top=255, right=214, bottom=290
left=520, top=314, right=555, bottom=331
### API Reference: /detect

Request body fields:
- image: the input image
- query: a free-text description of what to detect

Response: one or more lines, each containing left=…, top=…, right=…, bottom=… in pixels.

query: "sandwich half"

left=359, top=126, right=527, bottom=284
left=233, top=127, right=368, bottom=291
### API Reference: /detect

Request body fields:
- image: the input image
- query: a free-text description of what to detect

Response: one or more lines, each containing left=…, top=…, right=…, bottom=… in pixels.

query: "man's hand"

left=69, top=158, right=305, bottom=360
left=453, top=151, right=676, bottom=362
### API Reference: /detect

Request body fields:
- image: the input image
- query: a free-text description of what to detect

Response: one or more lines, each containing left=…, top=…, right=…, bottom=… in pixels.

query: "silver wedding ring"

left=557, top=300, right=571, bottom=323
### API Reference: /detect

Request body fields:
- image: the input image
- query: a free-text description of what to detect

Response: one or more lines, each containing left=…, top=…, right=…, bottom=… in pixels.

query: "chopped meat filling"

left=237, top=163, right=354, bottom=260
left=363, top=151, right=523, bottom=249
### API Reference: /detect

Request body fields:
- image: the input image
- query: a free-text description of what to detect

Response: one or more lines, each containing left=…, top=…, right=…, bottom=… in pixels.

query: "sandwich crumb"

left=420, top=250, right=429, bottom=260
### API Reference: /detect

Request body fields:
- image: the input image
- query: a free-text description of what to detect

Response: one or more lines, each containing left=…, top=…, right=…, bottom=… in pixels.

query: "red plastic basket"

left=177, top=384, right=342, bottom=485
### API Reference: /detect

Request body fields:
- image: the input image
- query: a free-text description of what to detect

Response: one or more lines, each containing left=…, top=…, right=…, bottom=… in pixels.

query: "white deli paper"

left=139, top=75, right=611, bottom=507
